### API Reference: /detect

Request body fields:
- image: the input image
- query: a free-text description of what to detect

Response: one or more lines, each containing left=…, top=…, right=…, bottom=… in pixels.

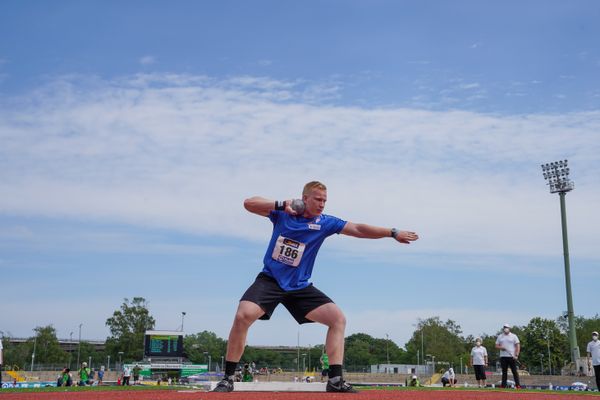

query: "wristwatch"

left=390, top=228, right=398, bottom=239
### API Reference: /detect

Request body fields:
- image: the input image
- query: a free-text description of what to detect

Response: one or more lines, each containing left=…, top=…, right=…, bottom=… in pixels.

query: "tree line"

left=2, top=297, right=598, bottom=374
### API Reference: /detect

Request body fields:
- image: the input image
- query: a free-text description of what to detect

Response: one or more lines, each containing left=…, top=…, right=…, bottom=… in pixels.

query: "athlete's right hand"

left=284, top=199, right=298, bottom=215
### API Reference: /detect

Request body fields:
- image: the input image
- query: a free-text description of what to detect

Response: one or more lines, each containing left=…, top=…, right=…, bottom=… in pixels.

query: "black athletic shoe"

left=326, top=379, right=358, bottom=393
left=213, top=377, right=234, bottom=392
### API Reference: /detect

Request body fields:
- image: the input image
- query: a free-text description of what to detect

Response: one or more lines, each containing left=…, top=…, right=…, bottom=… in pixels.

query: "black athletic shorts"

left=473, top=364, right=486, bottom=381
left=240, top=272, right=334, bottom=324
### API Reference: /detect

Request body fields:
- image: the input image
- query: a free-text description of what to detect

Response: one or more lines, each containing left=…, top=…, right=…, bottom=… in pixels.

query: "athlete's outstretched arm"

left=243, top=196, right=296, bottom=217
left=341, top=222, right=418, bottom=244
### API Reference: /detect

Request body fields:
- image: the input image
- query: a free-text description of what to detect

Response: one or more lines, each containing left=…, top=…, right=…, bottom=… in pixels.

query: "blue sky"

left=1, top=1, right=600, bottom=350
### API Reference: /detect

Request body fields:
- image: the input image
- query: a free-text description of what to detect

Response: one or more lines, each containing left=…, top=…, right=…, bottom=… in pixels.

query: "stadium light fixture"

left=541, top=159, right=574, bottom=193
left=540, top=159, right=580, bottom=369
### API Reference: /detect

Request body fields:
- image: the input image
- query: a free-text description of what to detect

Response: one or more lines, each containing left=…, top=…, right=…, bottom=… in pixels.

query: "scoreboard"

left=144, top=330, right=183, bottom=357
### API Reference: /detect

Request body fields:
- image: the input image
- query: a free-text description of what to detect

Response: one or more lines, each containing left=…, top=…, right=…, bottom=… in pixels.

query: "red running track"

left=0, top=390, right=596, bottom=400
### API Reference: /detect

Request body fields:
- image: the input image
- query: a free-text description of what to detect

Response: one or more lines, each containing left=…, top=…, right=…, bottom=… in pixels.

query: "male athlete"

left=214, top=181, right=419, bottom=392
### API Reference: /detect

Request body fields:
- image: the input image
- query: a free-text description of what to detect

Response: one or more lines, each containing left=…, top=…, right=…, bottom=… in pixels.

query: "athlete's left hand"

left=395, top=231, right=419, bottom=244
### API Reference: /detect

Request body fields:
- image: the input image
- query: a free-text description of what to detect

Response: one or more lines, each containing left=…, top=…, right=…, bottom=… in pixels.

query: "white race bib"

left=272, top=235, right=306, bottom=267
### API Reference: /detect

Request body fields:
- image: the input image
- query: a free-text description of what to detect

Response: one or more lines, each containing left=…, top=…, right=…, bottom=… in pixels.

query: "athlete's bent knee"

left=326, top=310, right=346, bottom=330
left=234, top=310, right=257, bottom=327
left=335, top=313, right=347, bottom=329
left=233, top=303, right=263, bottom=327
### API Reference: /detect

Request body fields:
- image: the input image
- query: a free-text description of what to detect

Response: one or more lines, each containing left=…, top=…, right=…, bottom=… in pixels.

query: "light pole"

left=546, top=330, right=552, bottom=375
left=118, top=351, right=124, bottom=371
left=30, top=331, right=37, bottom=372
left=540, top=353, right=544, bottom=375
left=541, top=160, right=580, bottom=367
left=412, top=323, right=424, bottom=365
left=385, top=334, right=390, bottom=372
left=302, top=353, right=306, bottom=372
left=427, top=354, right=436, bottom=375
left=107, top=355, right=111, bottom=371
left=69, top=331, right=73, bottom=369
left=77, top=323, right=82, bottom=367
left=181, top=312, right=186, bottom=332
left=221, top=356, right=224, bottom=372
left=416, top=350, right=420, bottom=367
left=421, top=330, right=424, bottom=366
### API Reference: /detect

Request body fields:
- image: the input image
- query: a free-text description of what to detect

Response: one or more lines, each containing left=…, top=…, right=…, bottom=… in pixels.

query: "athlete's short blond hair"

left=302, top=181, right=327, bottom=196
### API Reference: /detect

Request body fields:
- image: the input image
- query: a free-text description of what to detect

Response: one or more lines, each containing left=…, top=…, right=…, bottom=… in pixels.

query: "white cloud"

left=139, top=55, right=156, bottom=65
left=1, top=72, right=599, bottom=264
left=459, top=82, right=480, bottom=90
left=257, top=59, right=273, bottom=67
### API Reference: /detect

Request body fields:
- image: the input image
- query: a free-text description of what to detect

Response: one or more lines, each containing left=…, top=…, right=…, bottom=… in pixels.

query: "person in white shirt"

left=495, top=323, right=521, bottom=388
left=441, top=367, right=457, bottom=387
left=470, top=337, right=488, bottom=388
left=586, top=331, right=600, bottom=390
left=122, top=365, right=131, bottom=386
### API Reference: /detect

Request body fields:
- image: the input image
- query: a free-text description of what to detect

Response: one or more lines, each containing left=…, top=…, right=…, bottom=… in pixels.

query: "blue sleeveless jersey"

left=261, top=210, right=347, bottom=291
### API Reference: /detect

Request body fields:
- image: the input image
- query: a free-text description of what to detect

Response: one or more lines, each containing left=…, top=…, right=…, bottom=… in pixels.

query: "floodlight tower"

left=541, top=160, right=580, bottom=367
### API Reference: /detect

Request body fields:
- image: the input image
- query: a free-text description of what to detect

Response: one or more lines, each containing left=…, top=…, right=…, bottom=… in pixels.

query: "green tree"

left=557, top=314, right=600, bottom=358
left=184, top=331, right=227, bottom=368
left=105, top=297, right=155, bottom=362
left=31, top=325, right=69, bottom=366
left=520, top=317, right=568, bottom=374
left=405, top=317, right=465, bottom=369
left=345, top=333, right=372, bottom=368
left=1, top=333, right=32, bottom=370
left=243, top=346, right=289, bottom=369
left=344, top=333, right=406, bottom=371
left=76, top=341, right=106, bottom=370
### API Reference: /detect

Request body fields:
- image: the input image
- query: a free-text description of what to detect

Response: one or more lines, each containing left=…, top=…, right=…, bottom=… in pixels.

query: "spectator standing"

left=122, top=365, right=131, bottom=386
left=587, top=331, right=600, bottom=390
left=495, top=324, right=521, bottom=389
left=471, top=337, right=488, bottom=388
left=133, top=364, right=142, bottom=385
left=97, top=366, right=105, bottom=385
left=441, top=367, right=457, bottom=387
